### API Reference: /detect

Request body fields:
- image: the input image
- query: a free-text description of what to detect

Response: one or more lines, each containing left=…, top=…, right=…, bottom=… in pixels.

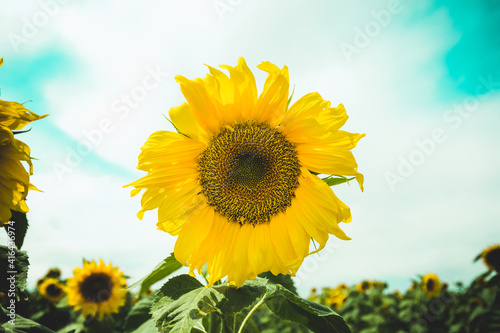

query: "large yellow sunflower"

left=38, top=277, right=65, bottom=303
left=422, top=273, right=441, bottom=298
left=127, top=57, right=364, bottom=287
left=66, top=260, right=128, bottom=320
left=482, top=244, right=500, bottom=272
left=0, top=57, right=47, bottom=225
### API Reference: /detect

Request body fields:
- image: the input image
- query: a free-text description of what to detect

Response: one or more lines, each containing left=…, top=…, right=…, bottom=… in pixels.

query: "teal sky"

left=0, top=0, right=499, bottom=296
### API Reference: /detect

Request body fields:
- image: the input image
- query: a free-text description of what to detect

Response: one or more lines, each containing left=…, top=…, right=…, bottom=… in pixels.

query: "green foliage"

left=321, top=176, right=355, bottom=187
left=7, top=211, right=29, bottom=250
left=123, top=296, right=155, bottom=333
left=266, top=285, right=350, bottom=333
left=128, top=253, right=182, bottom=295
left=0, top=306, right=55, bottom=332
left=0, top=245, right=29, bottom=300
left=150, top=275, right=350, bottom=333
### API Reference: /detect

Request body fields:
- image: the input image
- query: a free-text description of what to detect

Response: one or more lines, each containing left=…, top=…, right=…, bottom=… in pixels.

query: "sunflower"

left=356, top=280, right=372, bottom=293
left=0, top=57, right=47, bottom=225
left=482, top=244, right=500, bottom=272
left=127, top=57, right=364, bottom=287
left=66, top=260, right=128, bottom=320
left=422, top=273, right=441, bottom=298
left=38, top=278, right=65, bottom=302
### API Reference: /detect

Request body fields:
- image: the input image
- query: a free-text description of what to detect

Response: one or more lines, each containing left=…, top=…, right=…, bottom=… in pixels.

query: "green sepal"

left=321, top=175, right=355, bottom=187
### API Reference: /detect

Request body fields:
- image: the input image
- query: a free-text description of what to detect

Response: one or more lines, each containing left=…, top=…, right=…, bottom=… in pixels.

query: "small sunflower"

left=38, top=278, right=65, bottom=302
left=308, top=288, right=317, bottom=302
left=356, top=280, right=372, bottom=293
left=0, top=58, right=47, bottom=225
left=482, top=244, right=500, bottom=272
left=66, top=260, right=128, bottom=320
left=422, top=273, right=441, bottom=298
left=127, top=58, right=364, bottom=287
left=336, top=283, right=348, bottom=291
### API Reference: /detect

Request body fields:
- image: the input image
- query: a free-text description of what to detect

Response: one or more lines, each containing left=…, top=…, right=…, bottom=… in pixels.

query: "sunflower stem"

left=237, top=292, right=268, bottom=333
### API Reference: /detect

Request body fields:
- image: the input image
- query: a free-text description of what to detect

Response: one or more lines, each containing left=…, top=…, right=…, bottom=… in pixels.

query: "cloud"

left=0, top=0, right=498, bottom=296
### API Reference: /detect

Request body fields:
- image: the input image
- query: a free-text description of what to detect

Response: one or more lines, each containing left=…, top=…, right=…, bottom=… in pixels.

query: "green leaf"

left=128, top=319, right=158, bottom=333
left=266, top=285, right=351, bottom=333
left=216, top=278, right=267, bottom=331
left=321, top=176, right=355, bottom=187
left=0, top=245, right=29, bottom=299
left=6, top=211, right=29, bottom=250
left=1, top=306, right=56, bottom=332
left=123, top=296, right=154, bottom=333
left=258, top=272, right=297, bottom=294
left=129, top=253, right=182, bottom=295
left=151, top=275, right=223, bottom=333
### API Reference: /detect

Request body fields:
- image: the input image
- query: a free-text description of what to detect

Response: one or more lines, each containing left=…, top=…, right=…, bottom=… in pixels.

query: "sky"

left=0, top=0, right=499, bottom=297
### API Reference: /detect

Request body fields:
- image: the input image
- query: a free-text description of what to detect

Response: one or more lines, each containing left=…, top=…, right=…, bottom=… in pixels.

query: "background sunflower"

left=38, top=277, right=65, bottom=303
left=422, top=273, right=441, bottom=298
left=65, top=260, right=128, bottom=320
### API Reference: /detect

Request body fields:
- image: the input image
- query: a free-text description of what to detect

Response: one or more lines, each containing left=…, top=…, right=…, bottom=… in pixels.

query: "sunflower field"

left=1, top=246, right=500, bottom=332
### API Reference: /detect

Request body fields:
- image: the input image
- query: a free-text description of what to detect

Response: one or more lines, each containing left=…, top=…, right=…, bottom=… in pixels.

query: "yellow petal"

left=156, top=180, right=203, bottom=235
left=174, top=203, right=214, bottom=265
left=169, top=103, right=208, bottom=142
left=253, top=62, right=289, bottom=125
left=175, top=75, right=221, bottom=137
left=0, top=100, right=48, bottom=130
left=220, top=57, right=258, bottom=119
left=136, top=130, right=206, bottom=171
left=297, top=145, right=364, bottom=191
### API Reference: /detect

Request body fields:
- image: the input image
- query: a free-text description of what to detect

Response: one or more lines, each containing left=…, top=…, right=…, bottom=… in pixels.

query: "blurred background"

left=0, top=0, right=499, bottom=296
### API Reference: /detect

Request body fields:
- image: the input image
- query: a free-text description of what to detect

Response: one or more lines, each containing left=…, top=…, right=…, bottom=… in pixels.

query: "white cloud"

left=0, top=0, right=498, bottom=296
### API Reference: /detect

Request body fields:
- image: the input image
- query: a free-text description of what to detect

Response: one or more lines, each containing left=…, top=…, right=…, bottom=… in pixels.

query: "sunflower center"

left=198, top=121, right=301, bottom=224
left=79, top=273, right=113, bottom=303
left=485, top=248, right=500, bottom=270
left=46, top=283, right=63, bottom=297
left=426, top=279, right=435, bottom=292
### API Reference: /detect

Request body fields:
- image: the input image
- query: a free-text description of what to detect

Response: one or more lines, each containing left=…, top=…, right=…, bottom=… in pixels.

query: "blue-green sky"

left=0, top=0, right=499, bottom=296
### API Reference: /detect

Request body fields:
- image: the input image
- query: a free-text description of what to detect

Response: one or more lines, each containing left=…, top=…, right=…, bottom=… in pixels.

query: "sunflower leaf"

left=7, top=210, right=29, bottom=250
left=321, top=175, right=355, bottom=187
left=123, top=296, right=154, bottom=333
left=0, top=245, right=29, bottom=300
left=128, top=253, right=182, bottom=295
left=266, top=284, right=351, bottom=333
left=0, top=306, right=56, bottom=332
left=215, top=278, right=268, bottom=331
left=258, top=272, right=297, bottom=294
left=151, top=274, right=224, bottom=333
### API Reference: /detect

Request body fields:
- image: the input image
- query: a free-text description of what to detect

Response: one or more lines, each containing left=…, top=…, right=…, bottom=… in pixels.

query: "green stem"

left=237, top=293, right=268, bottom=333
